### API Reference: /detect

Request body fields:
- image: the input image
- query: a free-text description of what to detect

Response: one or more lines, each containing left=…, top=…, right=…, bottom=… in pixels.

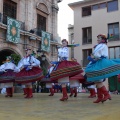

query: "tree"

left=11, top=54, right=21, bottom=65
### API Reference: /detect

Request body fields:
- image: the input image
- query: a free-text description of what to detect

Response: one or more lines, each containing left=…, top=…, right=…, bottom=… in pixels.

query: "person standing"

left=15, top=48, right=43, bottom=98
left=0, top=56, right=19, bottom=97
left=85, top=34, right=120, bottom=103
left=50, top=39, right=83, bottom=101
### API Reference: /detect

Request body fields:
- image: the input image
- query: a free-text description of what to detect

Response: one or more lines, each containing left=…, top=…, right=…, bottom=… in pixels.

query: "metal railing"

left=30, top=28, right=54, bottom=41
left=108, top=34, right=120, bottom=41
left=0, top=13, right=25, bottom=31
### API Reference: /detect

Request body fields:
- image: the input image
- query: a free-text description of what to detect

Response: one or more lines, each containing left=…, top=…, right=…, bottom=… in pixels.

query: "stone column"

left=51, top=0, right=59, bottom=42
left=20, top=0, right=34, bottom=31
left=0, top=0, right=3, bottom=13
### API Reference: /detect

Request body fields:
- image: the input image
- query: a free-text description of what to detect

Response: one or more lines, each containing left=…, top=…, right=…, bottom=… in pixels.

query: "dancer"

left=0, top=56, right=19, bottom=97
left=85, top=34, right=120, bottom=103
left=41, top=64, right=55, bottom=96
left=87, top=85, right=96, bottom=98
left=22, top=85, right=27, bottom=95
left=50, top=39, right=83, bottom=101
left=69, top=73, right=85, bottom=97
left=15, top=47, right=43, bottom=98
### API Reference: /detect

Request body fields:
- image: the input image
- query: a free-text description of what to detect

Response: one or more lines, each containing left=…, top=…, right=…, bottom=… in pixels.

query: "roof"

left=68, top=0, right=102, bottom=8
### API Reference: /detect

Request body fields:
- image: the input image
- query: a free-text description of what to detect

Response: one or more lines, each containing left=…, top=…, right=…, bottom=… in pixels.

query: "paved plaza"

left=0, top=93, right=120, bottom=120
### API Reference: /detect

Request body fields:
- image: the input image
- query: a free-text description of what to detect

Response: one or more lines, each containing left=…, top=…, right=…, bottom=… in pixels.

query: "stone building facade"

left=0, top=0, right=61, bottom=64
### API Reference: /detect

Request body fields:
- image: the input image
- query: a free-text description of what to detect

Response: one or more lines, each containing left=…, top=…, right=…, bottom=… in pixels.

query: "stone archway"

left=0, top=49, right=17, bottom=65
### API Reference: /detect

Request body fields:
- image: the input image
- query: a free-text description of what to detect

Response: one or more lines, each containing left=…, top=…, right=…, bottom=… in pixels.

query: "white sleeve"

left=31, top=56, right=40, bottom=66
left=14, top=64, right=20, bottom=72
left=17, top=58, right=24, bottom=69
left=93, top=44, right=106, bottom=58
left=49, top=66, right=54, bottom=74
left=0, top=64, right=6, bottom=71
left=58, top=48, right=61, bottom=61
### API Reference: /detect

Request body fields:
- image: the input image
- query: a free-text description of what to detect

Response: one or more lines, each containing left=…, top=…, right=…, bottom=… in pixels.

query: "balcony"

left=30, top=28, right=54, bottom=41
left=108, top=34, right=120, bottom=42
left=0, top=13, right=25, bottom=31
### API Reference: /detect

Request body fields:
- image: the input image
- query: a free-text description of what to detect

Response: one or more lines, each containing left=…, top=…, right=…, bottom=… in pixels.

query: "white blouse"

left=0, top=62, right=19, bottom=72
left=58, top=47, right=69, bottom=61
left=93, top=43, right=108, bottom=58
left=17, top=56, right=40, bottom=69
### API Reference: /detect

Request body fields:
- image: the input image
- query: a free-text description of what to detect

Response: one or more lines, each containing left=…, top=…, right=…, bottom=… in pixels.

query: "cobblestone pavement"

left=0, top=93, right=120, bottom=120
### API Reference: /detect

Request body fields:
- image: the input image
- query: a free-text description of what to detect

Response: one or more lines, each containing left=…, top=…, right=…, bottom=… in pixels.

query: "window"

left=108, top=23, right=119, bottom=41
left=37, top=14, right=46, bottom=36
left=92, top=4, right=99, bottom=10
left=109, top=47, right=120, bottom=59
left=100, top=3, right=106, bottom=8
left=82, top=27, right=92, bottom=44
left=82, top=49, right=92, bottom=67
left=92, top=3, right=106, bottom=10
left=82, top=6, right=91, bottom=17
left=51, top=45, right=57, bottom=56
left=3, top=0, right=17, bottom=24
left=107, top=0, right=118, bottom=12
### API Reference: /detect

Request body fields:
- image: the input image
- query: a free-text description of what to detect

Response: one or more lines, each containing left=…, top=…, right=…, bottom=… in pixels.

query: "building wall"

left=69, top=0, right=120, bottom=89
left=70, top=0, right=120, bottom=64
left=0, top=0, right=60, bottom=61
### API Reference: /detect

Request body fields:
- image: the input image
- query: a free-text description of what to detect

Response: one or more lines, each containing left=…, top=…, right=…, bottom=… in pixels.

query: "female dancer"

left=0, top=56, right=19, bottom=97
left=85, top=34, right=120, bottom=103
left=41, top=64, right=55, bottom=96
left=69, top=73, right=85, bottom=97
left=50, top=39, right=83, bottom=101
left=15, top=48, right=43, bottom=98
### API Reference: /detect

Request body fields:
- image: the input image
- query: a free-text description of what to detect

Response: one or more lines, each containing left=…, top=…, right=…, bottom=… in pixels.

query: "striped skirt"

left=15, top=67, right=43, bottom=84
left=50, top=60, right=83, bottom=81
left=85, top=58, right=120, bottom=82
left=0, top=69, right=16, bottom=83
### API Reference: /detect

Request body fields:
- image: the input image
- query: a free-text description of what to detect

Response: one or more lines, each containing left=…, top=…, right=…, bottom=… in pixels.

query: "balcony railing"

left=108, top=34, right=120, bottom=41
left=0, top=13, right=25, bottom=31
left=30, top=28, right=54, bottom=41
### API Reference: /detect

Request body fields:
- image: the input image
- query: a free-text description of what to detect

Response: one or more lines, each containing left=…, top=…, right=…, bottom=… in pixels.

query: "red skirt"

left=0, top=69, right=16, bottom=83
left=69, top=73, right=85, bottom=83
left=50, top=61, right=83, bottom=81
left=15, top=67, right=43, bottom=84
left=41, top=77, right=58, bottom=83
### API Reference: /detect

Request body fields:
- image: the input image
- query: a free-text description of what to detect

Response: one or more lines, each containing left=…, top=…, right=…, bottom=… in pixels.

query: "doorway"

left=0, top=49, right=15, bottom=65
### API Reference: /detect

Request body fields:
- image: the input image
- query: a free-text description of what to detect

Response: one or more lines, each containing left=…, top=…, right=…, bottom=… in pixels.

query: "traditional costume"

left=0, top=56, right=19, bottom=97
left=85, top=36, right=120, bottom=81
left=41, top=65, right=55, bottom=96
left=87, top=85, right=96, bottom=98
left=69, top=73, right=85, bottom=97
left=85, top=34, right=120, bottom=103
left=50, top=39, right=83, bottom=101
left=15, top=48, right=43, bottom=98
